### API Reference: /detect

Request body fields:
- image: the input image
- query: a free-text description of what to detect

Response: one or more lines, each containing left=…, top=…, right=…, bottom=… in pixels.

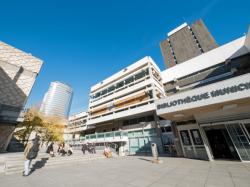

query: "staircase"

left=2, top=150, right=105, bottom=175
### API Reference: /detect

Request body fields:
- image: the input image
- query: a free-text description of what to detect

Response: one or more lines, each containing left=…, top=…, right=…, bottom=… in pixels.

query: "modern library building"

left=156, top=26, right=250, bottom=161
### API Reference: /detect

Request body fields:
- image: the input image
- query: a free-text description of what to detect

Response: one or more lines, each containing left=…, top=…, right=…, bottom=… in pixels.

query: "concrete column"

left=119, top=142, right=125, bottom=156
left=172, top=122, right=184, bottom=157
left=199, top=125, right=214, bottom=161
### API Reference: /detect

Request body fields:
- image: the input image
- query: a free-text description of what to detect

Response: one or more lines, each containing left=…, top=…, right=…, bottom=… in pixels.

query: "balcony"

left=89, top=77, right=152, bottom=107
left=88, top=101, right=155, bottom=125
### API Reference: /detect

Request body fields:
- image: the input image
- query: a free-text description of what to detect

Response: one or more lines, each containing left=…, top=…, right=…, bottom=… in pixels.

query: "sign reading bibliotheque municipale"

left=157, top=81, right=250, bottom=110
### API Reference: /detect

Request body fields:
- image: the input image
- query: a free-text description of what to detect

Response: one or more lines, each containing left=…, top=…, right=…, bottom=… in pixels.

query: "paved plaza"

left=1, top=156, right=250, bottom=187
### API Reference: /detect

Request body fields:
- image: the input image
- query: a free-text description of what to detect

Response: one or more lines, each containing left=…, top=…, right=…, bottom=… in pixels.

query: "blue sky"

left=0, top=0, right=249, bottom=114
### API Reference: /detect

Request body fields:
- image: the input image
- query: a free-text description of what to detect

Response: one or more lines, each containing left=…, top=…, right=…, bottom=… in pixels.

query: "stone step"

left=5, top=156, right=105, bottom=175
left=5, top=155, right=103, bottom=168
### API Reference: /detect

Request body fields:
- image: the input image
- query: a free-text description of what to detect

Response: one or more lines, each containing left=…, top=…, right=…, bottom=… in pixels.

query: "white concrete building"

left=64, top=111, right=89, bottom=141
left=67, top=57, right=175, bottom=155
left=156, top=26, right=250, bottom=161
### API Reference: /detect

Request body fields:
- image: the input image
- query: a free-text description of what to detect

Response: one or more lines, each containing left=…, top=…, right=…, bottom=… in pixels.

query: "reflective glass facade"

left=40, top=81, right=73, bottom=118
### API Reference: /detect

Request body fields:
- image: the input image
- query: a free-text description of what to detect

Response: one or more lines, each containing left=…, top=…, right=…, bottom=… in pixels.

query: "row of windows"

left=91, top=68, right=149, bottom=99
left=123, top=115, right=155, bottom=126
left=69, top=120, right=87, bottom=126
left=164, top=54, right=250, bottom=95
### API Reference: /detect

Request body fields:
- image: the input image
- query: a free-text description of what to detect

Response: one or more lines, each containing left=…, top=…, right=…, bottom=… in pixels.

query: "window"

left=148, top=90, right=153, bottom=98
left=125, top=76, right=134, bottom=85
left=95, top=92, right=101, bottom=98
left=161, top=126, right=172, bottom=133
left=101, top=89, right=107, bottom=95
left=144, top=129, right=156, bottom=136
left=108, top=85, right=115, bottom=92
left=161, top=127, right=165, bottom=133
left=138, top=117, right=146, bottom=123
left=146, top=115, right=154, bottom=122
left=130, top=118, right=137, bottom=125
left=134, top=71, right=145, bottom=80
left=180, top=130, right=192, bottom=146
left=123, top=120, right=129, bottom=126
left=116, top=81, right=124, bottom=89
left=190, top=129, right=203, bottom=145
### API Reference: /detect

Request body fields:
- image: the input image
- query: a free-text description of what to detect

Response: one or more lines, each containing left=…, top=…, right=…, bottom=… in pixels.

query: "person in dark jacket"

left=46, top=142, right=54, bottom=157
left=82, top=144, right=86, bottom=154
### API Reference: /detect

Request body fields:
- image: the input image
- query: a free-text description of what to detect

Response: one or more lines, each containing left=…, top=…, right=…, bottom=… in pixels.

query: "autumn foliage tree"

left=14, top=108, right=66, bottom=145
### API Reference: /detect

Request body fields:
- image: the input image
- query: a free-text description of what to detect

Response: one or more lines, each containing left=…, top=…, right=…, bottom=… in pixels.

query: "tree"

left=14, top=108, right=66, bottom=145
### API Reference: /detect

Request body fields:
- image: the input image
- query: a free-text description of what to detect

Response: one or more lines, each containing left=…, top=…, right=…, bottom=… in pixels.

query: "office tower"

left=160, top=19, right=218, bottom=68
left=0, top=41, right=43, bottom=152
left=40, top=81, right=73, bottom=118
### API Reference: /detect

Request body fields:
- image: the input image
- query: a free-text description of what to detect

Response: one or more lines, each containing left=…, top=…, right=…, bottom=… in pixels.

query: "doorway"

left=205, top=128, right=240, bottom=160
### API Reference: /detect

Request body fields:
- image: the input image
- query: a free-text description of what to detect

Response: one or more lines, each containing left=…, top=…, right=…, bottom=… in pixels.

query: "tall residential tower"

left=160, top=19, right=218, bottom=68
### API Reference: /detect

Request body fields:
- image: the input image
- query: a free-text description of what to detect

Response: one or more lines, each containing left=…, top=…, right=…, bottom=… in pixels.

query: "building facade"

left=64, top=111, right=89, bottom=141
left=0, top=41, right=43, bottom=152
left=40, top=81, right=73, bottom=118
left=67, top=57, right=175, bottom=156
left=156, top=26, right=250, bottom=161
left=160, top=19, right=218, bottom=68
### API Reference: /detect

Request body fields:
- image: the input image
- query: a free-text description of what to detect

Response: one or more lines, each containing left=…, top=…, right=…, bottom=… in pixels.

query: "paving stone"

left=0, top=156, right=250, bottom=187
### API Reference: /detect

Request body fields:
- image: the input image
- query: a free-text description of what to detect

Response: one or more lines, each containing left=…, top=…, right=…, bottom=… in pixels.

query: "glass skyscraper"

left=40, top=81, right=73, bottom=118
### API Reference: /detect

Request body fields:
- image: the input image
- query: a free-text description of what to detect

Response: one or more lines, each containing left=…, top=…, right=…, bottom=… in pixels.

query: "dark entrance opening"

left=205, top=129, right=240, bottom=160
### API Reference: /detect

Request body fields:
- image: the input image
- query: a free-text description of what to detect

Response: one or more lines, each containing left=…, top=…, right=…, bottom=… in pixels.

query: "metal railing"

left=66, top=130, right=128, bottom=145
left=85, top=130, right=128, bottom=141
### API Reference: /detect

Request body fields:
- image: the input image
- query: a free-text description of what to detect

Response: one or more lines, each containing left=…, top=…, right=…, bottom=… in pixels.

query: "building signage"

left=157, top=82, right=250, bottom=110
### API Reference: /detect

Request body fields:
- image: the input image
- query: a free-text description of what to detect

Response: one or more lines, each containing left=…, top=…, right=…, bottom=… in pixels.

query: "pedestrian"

left=46, top=142, right=54, bottom=157
left=58, top=143, right=66, bottom=156
left=67, top=145, right=73, bottom=156
left=103, top=145, right=112, bottom=158
left=92, top=143, right=96, bottom=154
left=82, top=144, right=86, bottom=154
left=23, top=133, right=40, bottom=176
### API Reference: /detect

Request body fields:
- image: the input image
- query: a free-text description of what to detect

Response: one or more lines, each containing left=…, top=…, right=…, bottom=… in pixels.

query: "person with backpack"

left=23, top=134, right=40, bottom=176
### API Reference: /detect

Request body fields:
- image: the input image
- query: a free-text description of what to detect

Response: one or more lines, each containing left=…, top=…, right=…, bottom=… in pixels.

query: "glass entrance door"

left=226, top=123, right=250, bottom=161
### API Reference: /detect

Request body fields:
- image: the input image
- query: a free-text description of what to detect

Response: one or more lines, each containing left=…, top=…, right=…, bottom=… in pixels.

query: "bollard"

left=151, top=143, right=163, bottom=164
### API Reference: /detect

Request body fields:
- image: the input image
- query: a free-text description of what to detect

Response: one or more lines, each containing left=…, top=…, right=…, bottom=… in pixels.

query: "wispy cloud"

left=186, top=0, right=222, bottom=22
left=199, top=0, right=221, bottom=18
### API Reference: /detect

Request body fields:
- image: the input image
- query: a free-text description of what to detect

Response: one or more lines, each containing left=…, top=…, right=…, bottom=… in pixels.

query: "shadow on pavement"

left=138, top=157, right=152, bottom=162
left=30, top=158, right=49, bottom=175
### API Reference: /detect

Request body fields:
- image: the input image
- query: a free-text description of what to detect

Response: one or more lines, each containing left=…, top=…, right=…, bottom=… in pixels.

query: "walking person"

left=23, top=134, right=40, bottom=176
left=82, top=144, right=86, bottom=154
left=46, top=142, right=54, bottom=157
